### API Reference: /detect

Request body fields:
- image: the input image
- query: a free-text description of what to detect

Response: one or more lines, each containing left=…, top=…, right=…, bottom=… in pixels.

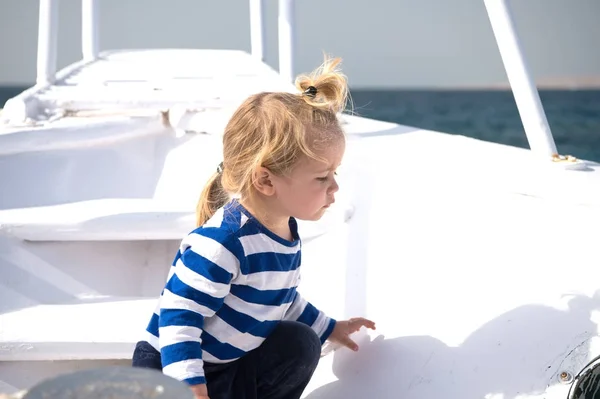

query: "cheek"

left=305, top=182, right=328, bottom=200
left=279, top=179, right=327, bottom=208
left=281, top=182, right=309, bottom=202
left=289, top=182, right=321, bottom=202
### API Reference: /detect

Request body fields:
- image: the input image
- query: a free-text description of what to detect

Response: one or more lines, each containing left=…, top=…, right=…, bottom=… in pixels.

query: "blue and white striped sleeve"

left=158, top=232, right=240, bottom=385
left=283, top=290, right=336, bottom=344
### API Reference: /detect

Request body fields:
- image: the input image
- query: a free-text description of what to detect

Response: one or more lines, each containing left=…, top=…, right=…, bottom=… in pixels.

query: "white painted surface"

left=0, top=116, right=166, bottom=156
left=0, top=196, right=353, bottom=242
left=0, top=297, right=157, bottom=361
left=299, top=127, right=600, bottom=399
left=1, top=49, right=294, bottom=126
left=0, top=50, right=599, bottom=398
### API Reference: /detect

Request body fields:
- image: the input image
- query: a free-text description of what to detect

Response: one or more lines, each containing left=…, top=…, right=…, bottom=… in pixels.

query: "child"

left=132, top=56, right=376, bottom=399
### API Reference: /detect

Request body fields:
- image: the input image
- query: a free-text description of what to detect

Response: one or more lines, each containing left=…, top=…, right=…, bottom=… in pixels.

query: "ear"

left=252, top=166, right=276, bottom=196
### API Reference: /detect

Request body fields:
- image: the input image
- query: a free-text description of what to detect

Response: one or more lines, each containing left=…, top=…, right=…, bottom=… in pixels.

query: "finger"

left=339, top=334, right=359, bottom=352
left=348, top=317, right=376, bottom=331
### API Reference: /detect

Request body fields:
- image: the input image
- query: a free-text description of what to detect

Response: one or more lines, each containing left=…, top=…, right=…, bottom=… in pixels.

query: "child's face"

left=272, top=135, right=345, bottom=221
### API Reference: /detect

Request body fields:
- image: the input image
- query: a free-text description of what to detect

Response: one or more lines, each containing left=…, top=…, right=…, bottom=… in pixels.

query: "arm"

left=284, top=292, right=377, bottom=353
left=283, top=290, right=336, bottom=344
left=159, top=233, right=240, bottom=386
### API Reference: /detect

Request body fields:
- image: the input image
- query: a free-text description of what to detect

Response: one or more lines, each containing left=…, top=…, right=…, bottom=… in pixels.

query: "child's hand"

left=190, top=383, right=210, bottom=399
left=328, top=317, right=376, bottom=351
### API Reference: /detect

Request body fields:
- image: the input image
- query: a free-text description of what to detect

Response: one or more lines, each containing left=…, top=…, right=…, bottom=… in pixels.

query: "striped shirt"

left=144, top=199, right=336, bottom=385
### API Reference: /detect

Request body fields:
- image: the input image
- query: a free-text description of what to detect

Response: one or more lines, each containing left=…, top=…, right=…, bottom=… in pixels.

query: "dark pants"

left=132, top=321, right=322, bottom=399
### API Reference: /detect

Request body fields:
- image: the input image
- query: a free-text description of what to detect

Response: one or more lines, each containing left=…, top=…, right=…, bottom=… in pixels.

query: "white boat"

left=1, top=0, right=599, bottom=398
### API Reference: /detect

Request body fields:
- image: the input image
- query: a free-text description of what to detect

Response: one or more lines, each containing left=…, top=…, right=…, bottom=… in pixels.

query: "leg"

left=253, top=321, right=322, bottom=399
left=132, top=341, right=163, bottom=370
left=130, top=340, right=245, bottom=399
left=205, top=362, right=255, bottom=399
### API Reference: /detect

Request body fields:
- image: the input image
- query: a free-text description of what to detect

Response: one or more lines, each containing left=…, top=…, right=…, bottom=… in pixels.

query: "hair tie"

left=303, top=86, right=317, bottom=98
left=217, top=162, right=224, bottom=174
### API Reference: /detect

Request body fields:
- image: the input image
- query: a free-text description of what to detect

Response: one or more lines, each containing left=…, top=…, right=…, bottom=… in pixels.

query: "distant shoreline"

left=349, top=86, right=600, bottom=91
left=2, top=69, right=600, bottom=92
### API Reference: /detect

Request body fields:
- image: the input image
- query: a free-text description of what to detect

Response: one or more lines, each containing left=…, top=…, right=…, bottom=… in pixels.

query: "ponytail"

left=195, top=171, right=230, bottom=227
left=295, top=56, right=349, bottom=114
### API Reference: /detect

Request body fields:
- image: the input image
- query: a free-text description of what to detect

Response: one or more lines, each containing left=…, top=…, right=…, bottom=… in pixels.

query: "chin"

left=296, top=208, right=328, bottom=222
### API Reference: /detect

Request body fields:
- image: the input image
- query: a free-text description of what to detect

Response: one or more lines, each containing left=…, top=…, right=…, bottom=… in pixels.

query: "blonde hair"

left=196, top=56, right=349, bottom=227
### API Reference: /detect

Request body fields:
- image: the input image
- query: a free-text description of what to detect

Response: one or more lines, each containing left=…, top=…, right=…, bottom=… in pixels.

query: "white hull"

left=1, top=48, right=600, bottom=398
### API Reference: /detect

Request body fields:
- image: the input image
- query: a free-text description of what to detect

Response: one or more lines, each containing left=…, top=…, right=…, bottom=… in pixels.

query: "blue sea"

left=2, top=86, right=599, bottom=162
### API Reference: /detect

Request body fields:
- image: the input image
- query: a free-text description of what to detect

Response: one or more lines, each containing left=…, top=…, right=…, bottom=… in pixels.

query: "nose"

left=328, top=178, right=339, bottom=194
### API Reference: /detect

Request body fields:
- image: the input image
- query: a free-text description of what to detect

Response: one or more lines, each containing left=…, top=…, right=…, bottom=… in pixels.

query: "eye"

left=316, top=171, right=337, bottom=182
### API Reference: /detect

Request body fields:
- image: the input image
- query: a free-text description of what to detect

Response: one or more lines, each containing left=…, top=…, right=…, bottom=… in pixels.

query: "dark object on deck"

left=23, top=366, right=194, bottom=399
left=570, top=355, right=600, bottom=399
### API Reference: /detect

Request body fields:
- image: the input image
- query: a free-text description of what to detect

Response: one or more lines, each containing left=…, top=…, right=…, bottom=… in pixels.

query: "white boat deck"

left=1, top=49, right=600, bottom=398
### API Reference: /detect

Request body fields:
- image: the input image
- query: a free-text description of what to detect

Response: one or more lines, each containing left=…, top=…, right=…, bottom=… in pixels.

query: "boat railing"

left=19, top=0, right=572, bottom=163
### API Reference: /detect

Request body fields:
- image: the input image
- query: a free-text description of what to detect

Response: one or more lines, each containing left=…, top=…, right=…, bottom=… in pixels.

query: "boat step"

left=0, top=199, right=196, bottom=241
left=0, top=198, right=354, bottom=242
left=0, top=297, right=156, bottom=361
